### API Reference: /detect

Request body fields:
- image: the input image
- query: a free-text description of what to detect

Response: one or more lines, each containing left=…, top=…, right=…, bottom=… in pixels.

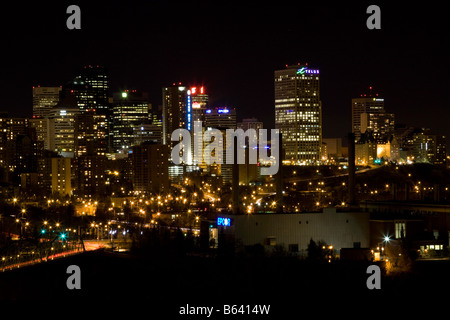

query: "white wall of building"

left=223, top=208, right=370, bottom=253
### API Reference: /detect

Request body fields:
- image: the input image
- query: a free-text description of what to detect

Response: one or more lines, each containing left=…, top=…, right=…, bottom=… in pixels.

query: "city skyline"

left=2, top=2, right=450, bottom=144
left=2, top=2, right=450, bottom=308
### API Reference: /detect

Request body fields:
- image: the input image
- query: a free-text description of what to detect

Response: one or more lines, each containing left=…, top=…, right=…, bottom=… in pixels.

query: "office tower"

left=132, top=142, right=169, bottom=194
left=351, top=87, right=385, bottom=141
left=162, top=84, right=188, bottom=146
left=204, top=107, right=237, bottom=184
left=47, top=94, right=80, bottom=157
left=61, top=65, right=111, bottom=150
left=205, top=107, right=236, bottom=129
left=188, top=86, right=208, bottom=164
left=32, top=86, right=61, bottom=118
left=188, top=86, right=208, bottom=130
left=111, top=90, right=151, bottom=153
left=62, top=65, right=110, bottom=114
left=74, top=110, right=107, bottom=157
left=274, top=64, right=322, bottom=164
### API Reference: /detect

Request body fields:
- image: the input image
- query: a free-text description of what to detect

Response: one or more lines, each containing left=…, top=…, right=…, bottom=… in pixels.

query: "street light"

left=382, top=235, right=390, bottom=260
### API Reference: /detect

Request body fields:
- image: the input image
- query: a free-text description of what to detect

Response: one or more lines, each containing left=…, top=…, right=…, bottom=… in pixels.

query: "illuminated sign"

left=217, top=109, right=229, bottom=114
left=217, top=217, right=231, bottom=227
left=192, top=102, right=201, bottom=109
left=122, top=92, right=128, bottom=98
left=206, top=109, right=212, bottom=114
left=297, top=67, right=307, bottom=75
left=187, top=95, right=192, bottom=130
left=190, top=86, right=205, bottom=95
left=296, top=67, right=319, bottom=75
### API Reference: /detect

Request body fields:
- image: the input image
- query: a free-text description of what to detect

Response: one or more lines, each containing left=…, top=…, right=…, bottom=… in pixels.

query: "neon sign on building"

left=296, top=67, right=320, bottom=75
left=217, top=217, right=231, bottom=227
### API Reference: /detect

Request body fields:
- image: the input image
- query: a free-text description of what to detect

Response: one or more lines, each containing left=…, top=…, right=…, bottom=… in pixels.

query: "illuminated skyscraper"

left=74, top=110, right=108, bottom=157
left=32, top=86, right=61, bottom=118
left=188, top=86, right=208, bottom=130
left=351, top=87, right=385, bottom=141
left=274, top=64, right=322, bottom=164
left=61, top=65, right=111, bottom=150
left=111, top=90, right=151, bottom=153
left=204, top=107, right=237, bottom=184
left=204, top=107, right=236, bottom=130
left=162, top=84, right=188, bottom=146
left=62, top=65, right=110, bottom=114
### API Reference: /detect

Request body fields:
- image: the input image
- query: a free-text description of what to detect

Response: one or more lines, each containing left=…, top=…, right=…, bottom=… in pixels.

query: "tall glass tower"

left=274, top=64, right=322, bottom=164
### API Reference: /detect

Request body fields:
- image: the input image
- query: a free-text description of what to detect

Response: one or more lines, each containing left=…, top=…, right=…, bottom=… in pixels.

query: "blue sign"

left=217, top=217, right=231, bottom=227
left=187, top=95, right=192, bottom=130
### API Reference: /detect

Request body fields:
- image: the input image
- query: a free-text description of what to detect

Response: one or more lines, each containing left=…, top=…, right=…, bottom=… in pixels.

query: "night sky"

left=2, top=1, right=449, bottom=143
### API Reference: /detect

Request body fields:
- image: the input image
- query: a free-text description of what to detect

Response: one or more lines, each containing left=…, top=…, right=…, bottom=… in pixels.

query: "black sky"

left=1, top=1, right=450, bottom=143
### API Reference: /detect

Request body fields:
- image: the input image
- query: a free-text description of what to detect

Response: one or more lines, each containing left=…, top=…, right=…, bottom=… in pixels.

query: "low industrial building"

left=209, top=208, right=370, bottom=257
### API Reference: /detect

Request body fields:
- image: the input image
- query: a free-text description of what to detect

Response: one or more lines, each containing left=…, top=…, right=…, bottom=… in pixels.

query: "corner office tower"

left=275, top=64, right=322, bottom=164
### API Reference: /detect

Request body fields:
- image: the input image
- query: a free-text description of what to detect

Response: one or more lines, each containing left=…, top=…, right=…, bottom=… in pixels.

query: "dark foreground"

left=0, top=250, right=448, bottom=316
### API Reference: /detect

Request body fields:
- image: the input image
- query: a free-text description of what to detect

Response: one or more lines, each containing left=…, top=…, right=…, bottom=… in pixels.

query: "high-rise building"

left=351, top=87, right=385, bottom=141
left=204, top=107, right=237, bottom=184
left=162, top=84, right=188, bottom=146
left=74, top=154, right=107, bottom=198
left=133, top=123, right=162, bottom=145
left=47, top=94, right=80, bottom=157
left=62, top=65, right=110, bottom=114
left=74, top=110, right=107, bottom=157
left=205, top=107, right=236, bottom=130
left=274, top=64, right=322, bottom=164
left=188, top=86, right=208, bottom=130
left=132, top=142, right=169, bottom=194
left=32, top=86, right=61, bottom=118
left=0, top=117, right=42, bottom=180
left=38, top=157, right=72, bottom=196
left=30, top=116, right=49, bottom=150
left=111, top=90, right=151, bottom=153
left=61, top=65, right=111, bottom=150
